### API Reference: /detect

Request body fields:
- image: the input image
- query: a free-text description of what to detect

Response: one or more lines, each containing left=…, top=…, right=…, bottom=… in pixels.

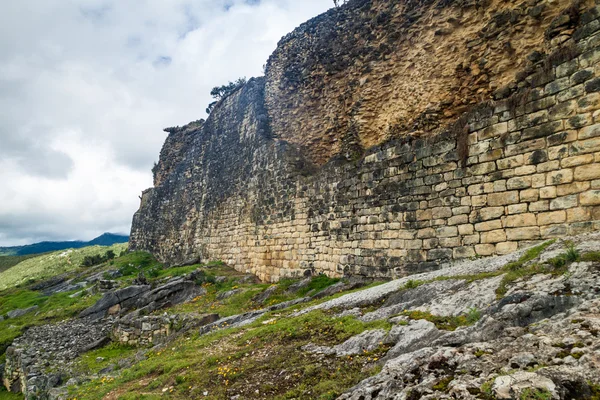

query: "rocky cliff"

left=131, top=0, right=600, bottom=282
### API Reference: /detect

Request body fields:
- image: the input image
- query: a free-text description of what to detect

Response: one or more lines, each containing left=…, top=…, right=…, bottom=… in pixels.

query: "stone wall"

left=131, top=3, right=600, bottom=282
left=112, top=316, right=171, bottom=346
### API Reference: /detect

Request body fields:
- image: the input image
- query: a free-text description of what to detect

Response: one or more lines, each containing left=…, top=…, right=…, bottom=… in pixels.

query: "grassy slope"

left=0, top=243, right=128, bottom=291
left=0, top=254, right=45, bottom=274
left=67, top=241, right=592, bottom=399
left=70, top=305, right=389, bottom=400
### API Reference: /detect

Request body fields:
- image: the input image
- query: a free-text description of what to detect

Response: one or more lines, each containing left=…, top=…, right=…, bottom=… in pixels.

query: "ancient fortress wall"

left=131, top=1, right=600, bottom=282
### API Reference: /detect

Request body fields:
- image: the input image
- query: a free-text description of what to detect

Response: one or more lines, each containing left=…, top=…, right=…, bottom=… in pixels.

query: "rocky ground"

left=1, top=233, right=599, bottom=399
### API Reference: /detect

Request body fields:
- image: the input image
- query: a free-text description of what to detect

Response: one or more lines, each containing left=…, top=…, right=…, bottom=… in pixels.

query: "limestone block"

left=570, top=137, right=600, bottom=154
left=514, top=165, right=537, bottom=176
left=520, top=189, right=539, bottom=202
left=530, top=173, right=545, bottom=188
left=567, top=114, right=593, bottom=130
left=574, top=164, right=600, bottom=180
left=508, top=204, right=528, bottom=214
left=487, top=191, right=519, bottom=206
left=497, top=155, right=524, bottom=170
left=579, top=123, right=600, bottom=139
left=567, top=207, right=591, bottom=222
left=577, top=92, right=600, bottom=112
left=507, top=176, right=532, bottom=190
left=452, top=206, right=470, bottom=215
left=557, top=86, right=585, bottom=103
left=556, top=181, right=590, bottom=196
left=436, top=226, right=458, bottom=238
left=439, top=237, right=461, bottom=247
left=473, top=207, right=504, bottom=222
left=481, top=229, right=507, bottom=244
left=475, top=244, right=496, bottom=256
left=463, top=234, right=480, bottom=245
left=468, top=162, right=497, bottom=176
left=479, top=122, right=508, bottom=141
left=549, top=194, right=579, bottom=210
left=468, top=184, right=485, bottom=195
left=541, top=224, right=568, bottom=237
left=448, top=215, right=468, bottom=225
left=580, top=190, right=600, bottom=205
left=562, top=154, right=594, bottom=167
left=479, top=149, right=504, bottom=162
left=503, top=213, right=537, bottom=228
left=475, top=220, right=503, bottom=232
left=540, top=186, right=557, bottom=199
left=571, top=68, right=594, bottom=85
left=536, top=160, right=560, bottom=173
left=506, top=227, right=540, bottom=241
left=505, top=138, right=546, bottom=157
left=458, top=224, right=474, bottom=235
left=550, top=101, right=577, bottom=120
left=431, top=207, right=452, bottom=219
left=493, top=180, right=507, bottom=192
left=529, top=200, right=550, bottom=212
left=537, top=210, right=567, bottom=225
left=472, top=195, right=487, bottom=206
left=496, top=242, right=518, bottom=255
left=546, top=169, right=574, bottom=185
left=427, top=248, right=452, bottom=261
left=422, top=238, right=438, bottom=250
left=453, top=246, right=475, bottom=258
left=417, top=228, right=435, bottom=239
left=545, top=77, right=571, bottom=95
left=469, top=141, right=490, bottom=156
left=523, top=121, right=564, bottom=140
left=405, top=240, right=423, bottom=250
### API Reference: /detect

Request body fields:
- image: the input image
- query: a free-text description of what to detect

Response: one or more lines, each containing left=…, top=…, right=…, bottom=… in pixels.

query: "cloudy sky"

left=0, top=0, right=331, bottom=246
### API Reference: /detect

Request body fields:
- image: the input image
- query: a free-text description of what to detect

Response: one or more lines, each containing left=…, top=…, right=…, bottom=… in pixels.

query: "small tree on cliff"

left=206, top=77, right=247, bottom=114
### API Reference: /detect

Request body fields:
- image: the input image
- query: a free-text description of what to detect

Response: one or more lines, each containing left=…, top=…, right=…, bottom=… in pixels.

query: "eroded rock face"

left=311, top=235, right=600, bottom=399
left=79, top=278, right=205, bottom=320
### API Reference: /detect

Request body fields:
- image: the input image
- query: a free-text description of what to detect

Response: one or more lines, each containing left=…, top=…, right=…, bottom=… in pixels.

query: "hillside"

left=0, top=233, right=599, bottom=399
left=0, top=243, right=128, bottom=291
left=0, top=234, right=129, bottom=257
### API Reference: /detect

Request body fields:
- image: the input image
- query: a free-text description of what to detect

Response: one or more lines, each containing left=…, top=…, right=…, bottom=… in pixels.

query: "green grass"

left=0, top=387, right=23, bottom=399
left=298, top=274, right=340, bottom=296
left=68, top=309, right=390, bottom=400
left=76, top=343, right=138, bottom=374
left=581, top=251, right=600, bottom=262
left=520, top=388, right=552, bottom=400
left=432, top=375, right=454, bottom=392
left=400, top=309, right=479, bottom=331
left=111, top=251, right=161, bottom=277
left=0, top=253, right=45, bottom=274
left=0, top=243, right=128, bottom=291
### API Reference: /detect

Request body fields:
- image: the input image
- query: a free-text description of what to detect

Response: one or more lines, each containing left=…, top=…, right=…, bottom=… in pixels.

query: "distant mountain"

left=0, top=233, right=129, bottom=256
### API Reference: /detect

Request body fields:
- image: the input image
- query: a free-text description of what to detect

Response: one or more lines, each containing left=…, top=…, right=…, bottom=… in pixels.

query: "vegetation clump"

left=206, top=77, right=247, bottom=114
left=400, top=308, right=480, bottom=331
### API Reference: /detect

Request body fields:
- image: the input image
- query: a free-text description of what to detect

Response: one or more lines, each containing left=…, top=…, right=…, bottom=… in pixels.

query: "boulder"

left=7, top=305, right=39, bottom=319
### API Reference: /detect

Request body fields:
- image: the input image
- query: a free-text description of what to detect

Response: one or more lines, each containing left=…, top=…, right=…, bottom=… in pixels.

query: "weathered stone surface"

left=334, top=234, right=600, bottom=399
left=80, top=277, right=204, bottom=320
left=129, top=0, right=600, bottom=282
left=6, top=306, right=38, bottom=319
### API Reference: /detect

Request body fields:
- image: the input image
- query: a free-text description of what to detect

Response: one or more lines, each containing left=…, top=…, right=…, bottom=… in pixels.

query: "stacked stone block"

left=132, top=5, right=600, bottom=282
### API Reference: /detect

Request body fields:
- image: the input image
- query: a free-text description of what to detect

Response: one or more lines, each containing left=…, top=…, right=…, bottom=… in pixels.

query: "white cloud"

left=0, top=0, right=332, bottom=245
